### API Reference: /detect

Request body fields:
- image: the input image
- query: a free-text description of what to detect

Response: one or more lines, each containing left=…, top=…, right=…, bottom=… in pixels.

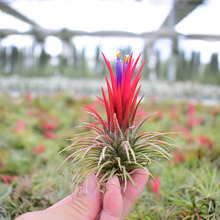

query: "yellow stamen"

left=117, top=51, right=121, bottom=58
left=125, top=55, right=129, bottom=63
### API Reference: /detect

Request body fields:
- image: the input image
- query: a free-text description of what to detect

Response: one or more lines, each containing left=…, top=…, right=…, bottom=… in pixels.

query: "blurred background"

left=1, top=1, right=220, bottom=219
left=0, top=0, right=220, bottom=100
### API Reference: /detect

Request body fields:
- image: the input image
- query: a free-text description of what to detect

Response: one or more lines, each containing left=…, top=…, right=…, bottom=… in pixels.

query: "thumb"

left=49, top=174, right=102, bottom=220
left=17, top=174, right=102, bottom=220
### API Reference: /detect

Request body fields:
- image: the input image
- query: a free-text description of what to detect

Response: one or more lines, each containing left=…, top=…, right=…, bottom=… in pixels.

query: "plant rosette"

left=59, top=52, right=177, bottom=191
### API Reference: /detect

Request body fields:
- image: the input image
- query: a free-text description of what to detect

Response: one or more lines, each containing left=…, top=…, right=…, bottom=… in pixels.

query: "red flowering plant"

left=59, top=52, right=176, bottom=190
left=148, top=176, right=160, bottom=199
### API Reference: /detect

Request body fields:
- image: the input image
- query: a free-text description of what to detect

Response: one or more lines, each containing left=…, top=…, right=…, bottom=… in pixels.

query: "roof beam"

left=160, top=0, right=204, bottom=28
left=1, top=28, right=220, bottom=42
left=0, top=0, right=40, bottom=27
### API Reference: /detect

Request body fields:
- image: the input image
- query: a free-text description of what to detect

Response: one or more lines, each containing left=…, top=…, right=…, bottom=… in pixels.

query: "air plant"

left=59, top=52, right=176, bottom=190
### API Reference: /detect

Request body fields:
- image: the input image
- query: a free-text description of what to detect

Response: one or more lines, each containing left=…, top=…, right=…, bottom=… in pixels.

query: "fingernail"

left=81, top=174, right=97, bottom=194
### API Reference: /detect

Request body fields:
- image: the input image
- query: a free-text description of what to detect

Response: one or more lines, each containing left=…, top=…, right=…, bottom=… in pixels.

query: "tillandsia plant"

left=59, top=51, right=176, bottom=191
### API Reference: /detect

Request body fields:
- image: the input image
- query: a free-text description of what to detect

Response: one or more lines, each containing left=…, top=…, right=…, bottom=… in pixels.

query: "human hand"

left=16, top=168, right=149, bottom=220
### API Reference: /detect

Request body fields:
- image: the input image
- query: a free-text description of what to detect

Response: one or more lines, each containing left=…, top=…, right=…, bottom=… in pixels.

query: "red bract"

left=86, top=104, right=97, bottom=111
left=198, top=135, right=213, bottom=149
left=34, top=144, right=46, bottom=154
left=188, top=117, right=204, bottom=129
left=15, top=120, right=26, bottom=134
left=86, top=52, right=146, bottom=133
left=173, top=150, right=185, bottom=164
left=1, top=175, right=15, bottom=184
left=182, top=127, right=193, bottom=143
left=211, top=107, right=218, bottom=116
left=195, top=117, right=204, bottom=126
left=148, top=177, right=160, bottom=198
left=44, top=131, right=56, bottom=139
left=188, top=102, right=195, bottom=118
left=188, top=118, right=195, bottom=128
left=42, top=123, right=56, bottom=131
left=157, top=110, right=163, bottom=119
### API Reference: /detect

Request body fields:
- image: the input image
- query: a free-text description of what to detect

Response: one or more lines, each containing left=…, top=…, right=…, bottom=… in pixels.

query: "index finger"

left=121, top=168, right=149, bottom=219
